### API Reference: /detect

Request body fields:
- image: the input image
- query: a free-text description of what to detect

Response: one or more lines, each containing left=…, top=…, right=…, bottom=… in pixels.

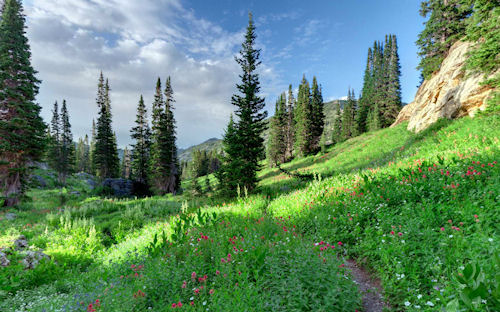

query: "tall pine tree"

left=267, top=93, right=287, bottom=166
left=149, top=77, right=180, bottom=194
left=284, top=84, right=295, bottom=161
left=416, top=0, right=473, bottom=80
left=59, top=100, right=75, bottom=184
left=93, top=73, right=119, bottom=179
left=310, top=76, right=325, bottom=153
left=218, top=13, right=267, bottom=194
left=0, top=0, right=46, bottom=206
left=130, top=95, right=151, bottom=184
left=294, top=75, right=312, bottom=156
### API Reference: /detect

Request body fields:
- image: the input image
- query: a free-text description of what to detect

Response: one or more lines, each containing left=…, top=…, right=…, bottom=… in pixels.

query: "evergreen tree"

left=121, top=146, right=131, bottom=179
left=89, top=119, right=96, bottom=175
left=294, top=75, right=312, bottom=156
left=204, top=176, right=212, bottom=193
left=382, top=34, right=402, bottom=127
left=76, top=137, right=84, bottom=172
left=341, top=89, right=356, bottom=140
left=356, top=47, right=374, bottom=134
left=310, top=76, right=325, bottom=153
left=284, top=84, right=295, bottom=161
left=59, top=100, right=75, bottom=184
left=130, top=95, right=151, bottom=184
left=331, top=102, right=343, bottom=144
left=48, top=101, right=61, bottom=173
left=218, top=13, right=267, bottom=194
left=267, top=93, right=287, bottom=166
left=0, top=0, right=46, bottom=206
left=82, top=135, right=90, bottom=173
left=216, top=114, right=241, bottom=196
left=149, top=77, right=180, bottom=194
left=93, top=73, right=119, bottom=179
left=416, top=0, right=473, bottom=80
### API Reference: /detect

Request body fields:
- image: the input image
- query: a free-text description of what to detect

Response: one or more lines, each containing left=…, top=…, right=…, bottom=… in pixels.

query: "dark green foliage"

left=294, top=75, right=312, bottom=156
left=204, top=176, right=212, bottom=193
left=310, top=76, right=325, bottom=153
left=331, top=102, right=342, bottom=144
left=217, top=13, right=267, bottom=195
left=130, top=95, right=151, bottom=184
left=149, top=77, right=180, bottom=195
left=59, top=100, right=75, bottom=184
left=93, top=74, right=120, bottom=179
left=356, top=48, right=374, bottom=134
left=341, top=89, right=357, bottom=140
left=0, top=0, right=46, bottom=206
left=465, top=1, right=500, bottom=85
left=120, top=146, right=131, bottom=179
left=89, top=119, right=96, bottom=175
left=75, top=135, right=90, bottom=173
left=185, top=149, right=220, bottom=179
left=358, top=36, right=402, bottom=133
left=216, top=115, right=241, bottom=196
left=267, top=93, right=287, bottom=166
left=285, top=84, right=295, bottom=160
left=416, top=0, right=473, bottom=80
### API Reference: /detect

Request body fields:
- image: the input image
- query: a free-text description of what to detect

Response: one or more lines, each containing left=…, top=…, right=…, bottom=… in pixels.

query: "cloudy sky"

left=23, top=0, right=425, bottom=148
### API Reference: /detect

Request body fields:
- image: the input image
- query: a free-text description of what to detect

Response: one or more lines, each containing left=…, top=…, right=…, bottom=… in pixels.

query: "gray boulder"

left=14, top=235, right=29, bottom=250
left=21, top=250, right=50, bottom=269
left=5, top=212, right=16, bottom=220
left=102, top=178, right=134, bottom=197
left=0, top=251, right=9, bottom=267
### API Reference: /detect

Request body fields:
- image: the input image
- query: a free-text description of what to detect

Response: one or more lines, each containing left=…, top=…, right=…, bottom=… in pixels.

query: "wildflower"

left=426, top=301, right=434, bottom=307
left=440, top=227, right=444, bottom=231
left=216, top=270, right=220, bottom=275
left=209, top=289, right=214, bottom=295
left=177, top=302, right=183, bottom=307
left=404, top=301, right=411, bottom=307
left=390, top=231, right=395, bottom=235
left=182, top=281, right=187, bottom=288
left=171, top=303, right=177, bottom=308
left=191, top=272, right=197, bottom=280
left=337, top=241, right=343, bottom=246
left=398, top=232, right=403, bottom=236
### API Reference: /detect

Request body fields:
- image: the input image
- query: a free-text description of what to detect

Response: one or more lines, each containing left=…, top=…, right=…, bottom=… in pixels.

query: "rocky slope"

left=392, top=40, right=497, bottom=132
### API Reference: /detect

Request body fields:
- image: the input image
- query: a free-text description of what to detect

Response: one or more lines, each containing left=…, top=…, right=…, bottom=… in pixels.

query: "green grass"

left=1, top=113, right=499, bottom=311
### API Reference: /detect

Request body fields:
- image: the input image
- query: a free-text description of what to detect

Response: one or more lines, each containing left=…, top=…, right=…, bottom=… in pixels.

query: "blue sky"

left=25, top=0, right=425, bottom=148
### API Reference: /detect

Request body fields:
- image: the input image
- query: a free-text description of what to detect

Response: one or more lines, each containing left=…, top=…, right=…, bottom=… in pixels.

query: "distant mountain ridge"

left=178, top=138, right=223, bottom=162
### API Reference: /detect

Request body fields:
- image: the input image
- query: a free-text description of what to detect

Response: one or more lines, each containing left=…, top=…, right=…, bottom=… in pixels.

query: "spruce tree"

left=383, top=34, right=402, bottom=127
left=356, top=47, right=374, bottom=134
left=149, top=77, right=180, bottom=194
left=59, top=100, right=75, bottom=184
left=294, top=75, right=312, bottom=156
left=218, top=13, right=267, bottom=194
left=121, top=146, right=131, bottom=179
left=285, top=84, right=295, bottom=161
left=82, top=135, right=90, bottom=173
left=310, top=76, right=325, bottom=153
left=89, top=119, right=96, bottom=175
left=130, top=95, right=151, bottom=184
left=331, top=102, right=343, bottom=144
left=93, top=73, right=119, bottom=179
left=267, top=93, right=287, bottom=166
left=216, top=114, right=241, bottom=196
left=416, top=0, right=473, bottom=80
left=0, top=0, right=46, bottom=206
left=48, top=101, right=61, bottom=173
left=341, top=89, right=356, bottom=140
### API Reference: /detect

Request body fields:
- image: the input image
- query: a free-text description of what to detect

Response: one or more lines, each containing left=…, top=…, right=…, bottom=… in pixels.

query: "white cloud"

left=25, top=0, right=279, bottom=148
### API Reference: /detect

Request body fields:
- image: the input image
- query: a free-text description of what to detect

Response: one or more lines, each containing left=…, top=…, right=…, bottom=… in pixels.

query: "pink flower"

left=182, top=281, right=187, bottom=288
left=398, top=232, right=403, bottom=236
left=171, top=303, right=177, bottom=308
left=177, top=302, right=182, bottom=307
left=216, top=270, right=220, bottom=275
left=209, top=289, right=215, bottom=295
left=390, top=231, right=395, bottom=235
left=440, top=227, right=445, bottom=231
left=191, top=272, right=196, bottom=279
left=337, top=241, right=343, bottom=246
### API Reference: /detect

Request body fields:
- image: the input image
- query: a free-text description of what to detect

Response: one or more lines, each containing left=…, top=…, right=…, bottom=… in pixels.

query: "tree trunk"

left=2, top=170, right=21, bottom=207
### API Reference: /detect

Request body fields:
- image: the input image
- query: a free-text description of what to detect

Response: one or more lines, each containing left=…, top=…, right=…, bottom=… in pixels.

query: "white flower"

left=203, top=301, right=207, bottom=306
left=415, top=305, right=421, bottom=309
left=404, top=301, right=411, bottom=306
left=417, top=294, right=422, bottom=299
left=488, top=238, right=493, bottom=242
left=426, top=301, right=434, bottom=307
left=449, top=235, right=453, bottom=238
left=190, top=297, right=194, bottom=301
left=382, top=239, right=385, bottom=243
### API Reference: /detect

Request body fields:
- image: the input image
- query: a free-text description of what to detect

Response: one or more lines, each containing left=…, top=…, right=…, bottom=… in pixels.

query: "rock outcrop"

left=102, top=178, right=134, bottom=197
left=392, top=40, right=497, bottom=132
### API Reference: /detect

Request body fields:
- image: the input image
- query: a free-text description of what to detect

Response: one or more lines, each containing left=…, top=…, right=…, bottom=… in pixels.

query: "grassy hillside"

left=1, top=113, right=499, bottom=311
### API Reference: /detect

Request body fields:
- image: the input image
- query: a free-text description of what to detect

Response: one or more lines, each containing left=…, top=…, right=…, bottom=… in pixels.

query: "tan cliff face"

left=392, top=40, right=497, bottom=132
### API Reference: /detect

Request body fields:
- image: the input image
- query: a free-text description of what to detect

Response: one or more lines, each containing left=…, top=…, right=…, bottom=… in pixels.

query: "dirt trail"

left=345, top=259, right=389, bottom=312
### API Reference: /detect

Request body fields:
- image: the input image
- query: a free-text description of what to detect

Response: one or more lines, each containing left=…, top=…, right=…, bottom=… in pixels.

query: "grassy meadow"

left=1, top=113, right=499, bottom=311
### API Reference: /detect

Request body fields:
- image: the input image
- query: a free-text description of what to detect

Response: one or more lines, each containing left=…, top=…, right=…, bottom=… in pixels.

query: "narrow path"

left=345, top=259, right=389, bottom=312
